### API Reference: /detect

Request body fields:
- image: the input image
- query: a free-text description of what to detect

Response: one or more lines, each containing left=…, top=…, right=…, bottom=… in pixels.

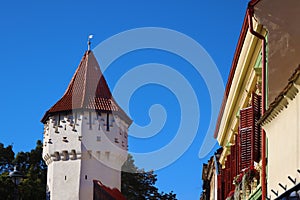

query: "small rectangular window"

left=71, top=150, right=77, bottom=160
left=97, top=136, right=101, bottom=142
left=62, top=151, right=69, bottom=161
left=89, top=112, right=92, bottom=130
left=87, top=150, right=92, bottom=159
left=106, top=113, right=110, bottom=131
left=54, top=152, right=60, bottom=161
left=96, top=151, right=100, bottom=159
left=105, top=152, right=110, bottom=160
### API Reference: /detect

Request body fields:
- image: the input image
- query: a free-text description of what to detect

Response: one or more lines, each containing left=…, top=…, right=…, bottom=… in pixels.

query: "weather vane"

left=87, top=34, right=94, bottom=51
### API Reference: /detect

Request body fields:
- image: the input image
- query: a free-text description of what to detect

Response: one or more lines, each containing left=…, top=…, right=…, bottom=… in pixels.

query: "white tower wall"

left=43, top=110, right=128, bottom=200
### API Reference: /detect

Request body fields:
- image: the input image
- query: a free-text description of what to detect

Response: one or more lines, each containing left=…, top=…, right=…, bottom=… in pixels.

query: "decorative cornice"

left=259, top=65, right=300, bottom=126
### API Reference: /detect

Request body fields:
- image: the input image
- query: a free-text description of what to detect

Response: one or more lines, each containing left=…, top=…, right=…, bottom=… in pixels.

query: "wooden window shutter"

left=230, top=148, right=236, bottom=192
left=221, top=178, right=225, bottom=200
left=238, top=130, right=241, bottom=173
left=227, top=156, right=231, bottom=194
left=239, top=93, right=261, bottom=171
left=231, top=134, right=240, bottom=178
left=217, top=175, right=222, bottom=200
left=223, top=153, right=234, bottom=196
left=231, top=144, right=236, bottom=178
left=252, top=92, right=261, bottom=163
left=235, top=133, right=241, bottom=174
left=226, top=166, right=231, bottom=196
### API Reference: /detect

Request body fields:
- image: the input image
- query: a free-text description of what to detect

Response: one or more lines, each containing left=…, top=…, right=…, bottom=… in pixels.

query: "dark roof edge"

left=41, top=108, right=132, bottom=125
left=275, top=182, right=300, bottom=200
left=213, top=12, right=249, bottom=138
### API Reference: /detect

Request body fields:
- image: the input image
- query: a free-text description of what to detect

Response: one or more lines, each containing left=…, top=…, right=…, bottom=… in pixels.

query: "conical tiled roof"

left=41, top=50, right=131, bottom=124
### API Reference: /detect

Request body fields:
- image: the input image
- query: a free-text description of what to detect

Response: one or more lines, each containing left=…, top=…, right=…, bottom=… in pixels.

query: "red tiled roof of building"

left=93, top=180, right=126, bottom=200
left=41, top=50, right=131, bottom=124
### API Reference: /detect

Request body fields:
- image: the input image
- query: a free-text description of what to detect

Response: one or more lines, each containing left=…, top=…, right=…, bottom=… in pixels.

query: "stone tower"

left=41, top=50, right=132, bottom=200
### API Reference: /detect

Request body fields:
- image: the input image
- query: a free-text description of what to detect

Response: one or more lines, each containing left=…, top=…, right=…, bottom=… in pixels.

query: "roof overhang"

left=213, top=13, right=249, bottom=140
left=41, top=108, right=132, bottom=126
left=259, top=65, right=300, bottom=126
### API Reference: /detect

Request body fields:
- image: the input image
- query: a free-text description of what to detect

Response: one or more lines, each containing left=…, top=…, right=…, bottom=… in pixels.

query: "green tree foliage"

left=121, top=154, right=177, bottom=200
left=1, top=142, right=177, bottom=200
left=0, top=143, right=14, bottom=172
left=0, top=140, right=47, bottom=200
left=0, top=143, right=16, bottom=199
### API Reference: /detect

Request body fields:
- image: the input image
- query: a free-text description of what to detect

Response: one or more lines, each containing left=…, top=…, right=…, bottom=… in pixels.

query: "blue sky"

left=0, top=1, right=247, bottom=199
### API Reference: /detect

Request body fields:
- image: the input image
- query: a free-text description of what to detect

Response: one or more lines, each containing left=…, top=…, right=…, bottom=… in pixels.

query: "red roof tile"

left=93, top=180, right=126, bottom=200
left=41, top=51, right=132, bottom=124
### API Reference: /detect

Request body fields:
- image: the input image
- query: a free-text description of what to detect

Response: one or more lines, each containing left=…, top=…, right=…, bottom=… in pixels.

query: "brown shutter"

left=223, top=159, right=228, bottom=197
left=231, top=134, right=240, bottom=178
left=227, top=155, right=231, bottom=193
left=223, top=153, right=235, bottom=197
left=252, top=92, right=261, bottom=163
left=231, top=143, right=236, bottom=179
left=226, top=162, right=231, bottom=196
left=221, top=137, right=240, bottom=198
left=231, top=146, right=236, bottom=192
left=217, top=175, right=222, bottom=200
left=219, top=168, right=224, bottom=200
left=239, top=93, right=261, bottom=171
left=237, top=130, right=241, bottom=173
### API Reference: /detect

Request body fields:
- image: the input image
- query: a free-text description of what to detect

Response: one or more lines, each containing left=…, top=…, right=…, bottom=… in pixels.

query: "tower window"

left=71, top=149, right=77, bottom=160
left=54, top=152, right=60, bottom=161
left=106, top=113, right=110, bottom=131
left=96, top=151, right=100, bottom=159
left=85, top=175, right=87, bottom=180
left=67, top=115, right=73, bottom=122
left=62, top=137, right=68, bottom=142
left=72, top=125, right=77, bottom=132
left=65, top=176, right=67, bottom=180
left=105, top=152, right=110, bottom=160
left=87, top=150, right=92, bottom=159
left=62, top=151, right=69, bottom=161
left=55, top=126, right=59, bottom=134
left=89, top=112, right=92, bottom=130
left=74, top=112, right=77, bottom=123
left=53, top=116, right=58, bottom=127
left=58, top=114, right=61, bottom=127
left=97, top=136, right=101, bottom=142
left=110, top=116, right=114, bottom=127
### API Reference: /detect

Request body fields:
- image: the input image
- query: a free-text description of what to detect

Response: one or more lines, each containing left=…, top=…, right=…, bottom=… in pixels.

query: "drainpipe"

left=247, top=1, right=267, bottom=199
